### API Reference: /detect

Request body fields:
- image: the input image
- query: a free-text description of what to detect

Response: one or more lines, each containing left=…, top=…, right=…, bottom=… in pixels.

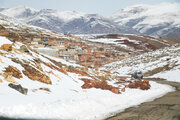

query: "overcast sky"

left=0, top=0, right=179, bottom=15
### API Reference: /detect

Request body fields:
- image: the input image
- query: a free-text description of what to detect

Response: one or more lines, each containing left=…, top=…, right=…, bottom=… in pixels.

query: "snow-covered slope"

left=0, top=12, right=83, bottom=43
left=101, top=44, right=180, bottom=82
left=78, top=34, right=170, bottom=52
left=1, top=3, right=179, bottom=37
left=0, top=12, right=63, bottom=37
left=0, top=6, right=138, bottom=34
left=0, top=6, right=38, bottom=20
left=110, top=3, right=180, bottom=38
left=0, top=36, right=174, bottom=120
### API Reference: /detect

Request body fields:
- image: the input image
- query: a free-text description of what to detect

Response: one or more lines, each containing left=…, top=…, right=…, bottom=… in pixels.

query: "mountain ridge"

left=0, top=3, right=179, bottom=38
left=110, top=2, right=180, bottom=38
left=0, top=5, right=139, bottom=34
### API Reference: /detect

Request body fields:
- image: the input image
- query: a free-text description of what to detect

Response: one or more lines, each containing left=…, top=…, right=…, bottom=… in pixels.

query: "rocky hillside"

left=0, top=36, right=175, bottom=120
left=1, top=35, right=154, bottom=95
left=0, top=6, right=138, bottom=34
left=0, top=13, right=72, bottom=41
left=110, top=3, right=180, bottom=38
left=100, top=44, right=180, bottom=77
left=78, top=34, right=180, bottom=53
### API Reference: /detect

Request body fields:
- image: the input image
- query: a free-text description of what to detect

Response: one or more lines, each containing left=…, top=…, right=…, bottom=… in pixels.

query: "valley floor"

left=106, top=79, right=180, bottom=120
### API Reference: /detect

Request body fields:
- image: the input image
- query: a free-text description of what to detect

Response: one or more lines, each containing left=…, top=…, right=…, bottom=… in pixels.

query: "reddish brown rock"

left=111, top=87, right=120, bottom=94
left=4, top=65, right=22, bottom=79
left=43, top=62, right=67, bottom=75
left=127, top=80, right=151, bottom=90
left=0, top=44, right=12, bottom=51
left=121, top=88, right=125, bottom=92
left=22, top=64, right=52, bottom=84
left=81, top=78, right=120, bottom=94
left=81, top=79, right=92, bottom=89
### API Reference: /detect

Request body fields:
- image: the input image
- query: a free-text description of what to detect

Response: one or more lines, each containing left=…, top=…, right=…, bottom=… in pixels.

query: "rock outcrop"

left=22, top=64, right=52, bottom=84
left=8, top=83, right=28, bottom=95
left=4, top=65, right=22, bottom=79
left=43, top=62, right=67, bottom=75
left=1, top=73, right=18, bottom=84
left=0, top=44, right=12, bottom=51
left=39, top=87, right=51, bottom=92
left=127, top=80, right=151, bottom=90
left=81, top=78, right=120, bottom=94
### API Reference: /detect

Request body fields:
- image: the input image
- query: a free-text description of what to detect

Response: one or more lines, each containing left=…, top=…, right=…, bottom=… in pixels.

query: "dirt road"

left=106, top=79, right=180, bottom=120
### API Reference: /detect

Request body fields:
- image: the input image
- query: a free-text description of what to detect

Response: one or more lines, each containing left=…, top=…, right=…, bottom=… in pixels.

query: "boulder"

left=127, top=80, right=151, bottom=90
left=111, top=87, right=120, bottom=94
left=8, top=83, right=28, bottom=95
left=81, top=79, right=120, bottom=94
left=0, top=44, right=12, bottom=51
left=121, top=88, right=125, bottom=92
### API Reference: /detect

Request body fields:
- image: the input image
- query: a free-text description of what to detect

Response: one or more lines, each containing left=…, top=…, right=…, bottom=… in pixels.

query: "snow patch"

left=0, top=36, right=12, bottom=46
left=0, top=82, right=174, bottom=120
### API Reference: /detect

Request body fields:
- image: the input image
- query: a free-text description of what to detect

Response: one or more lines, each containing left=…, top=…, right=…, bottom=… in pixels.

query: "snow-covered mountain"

left=0, top=6, right=138, bottom=34
left=0, top=12, right=60, bottom=36
left=0, top=12, right=84, bottom=43
left=1, top=3, right=179, bottom=37
left=110, top=3, right=180, bottom=38
left=0, top=6, right=38, bottom=19
left=0, top=35, right=174, bottom=120
left=0, top=8, right=177, bottom=119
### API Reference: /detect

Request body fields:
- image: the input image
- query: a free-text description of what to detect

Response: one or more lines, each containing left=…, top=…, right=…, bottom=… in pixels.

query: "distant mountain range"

left=0, top=3, right=180, bottom=38
left=110, top=3, right=180, bottom=38
left=0, top=6, right=138, bottom=34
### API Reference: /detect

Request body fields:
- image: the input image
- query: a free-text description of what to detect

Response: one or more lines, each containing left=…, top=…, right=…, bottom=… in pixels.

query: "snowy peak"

left=1, top=5, right=39, bottom=18
left=111, top=5, right=149, bottom=20
left=37, top=9, right=85, bottom=22
left=0, top=6, right=138, bottom=34
left=110, top=2, right=180, bottom=38
left=112, top=3, right=180, bottom=19
left=1, top=3, right=179, bottom=37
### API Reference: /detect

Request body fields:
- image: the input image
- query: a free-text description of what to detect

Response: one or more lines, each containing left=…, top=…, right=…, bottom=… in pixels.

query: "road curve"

left=105, top=79, right=180, bottom=120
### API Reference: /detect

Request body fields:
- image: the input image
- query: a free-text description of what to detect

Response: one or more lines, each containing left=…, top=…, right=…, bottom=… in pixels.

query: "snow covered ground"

left=101, top=44, right=180, bottom=84
left=0, top=36, right=176, bottom=119
left=151, top=66, right=180, bottom=83
left=0, top=82, right=174, bottom=120
left=101, top=44, right=180, bottom=74
left=77, top=34, right=169, bottom=53
left=77, top=34, right=136, bottom=49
